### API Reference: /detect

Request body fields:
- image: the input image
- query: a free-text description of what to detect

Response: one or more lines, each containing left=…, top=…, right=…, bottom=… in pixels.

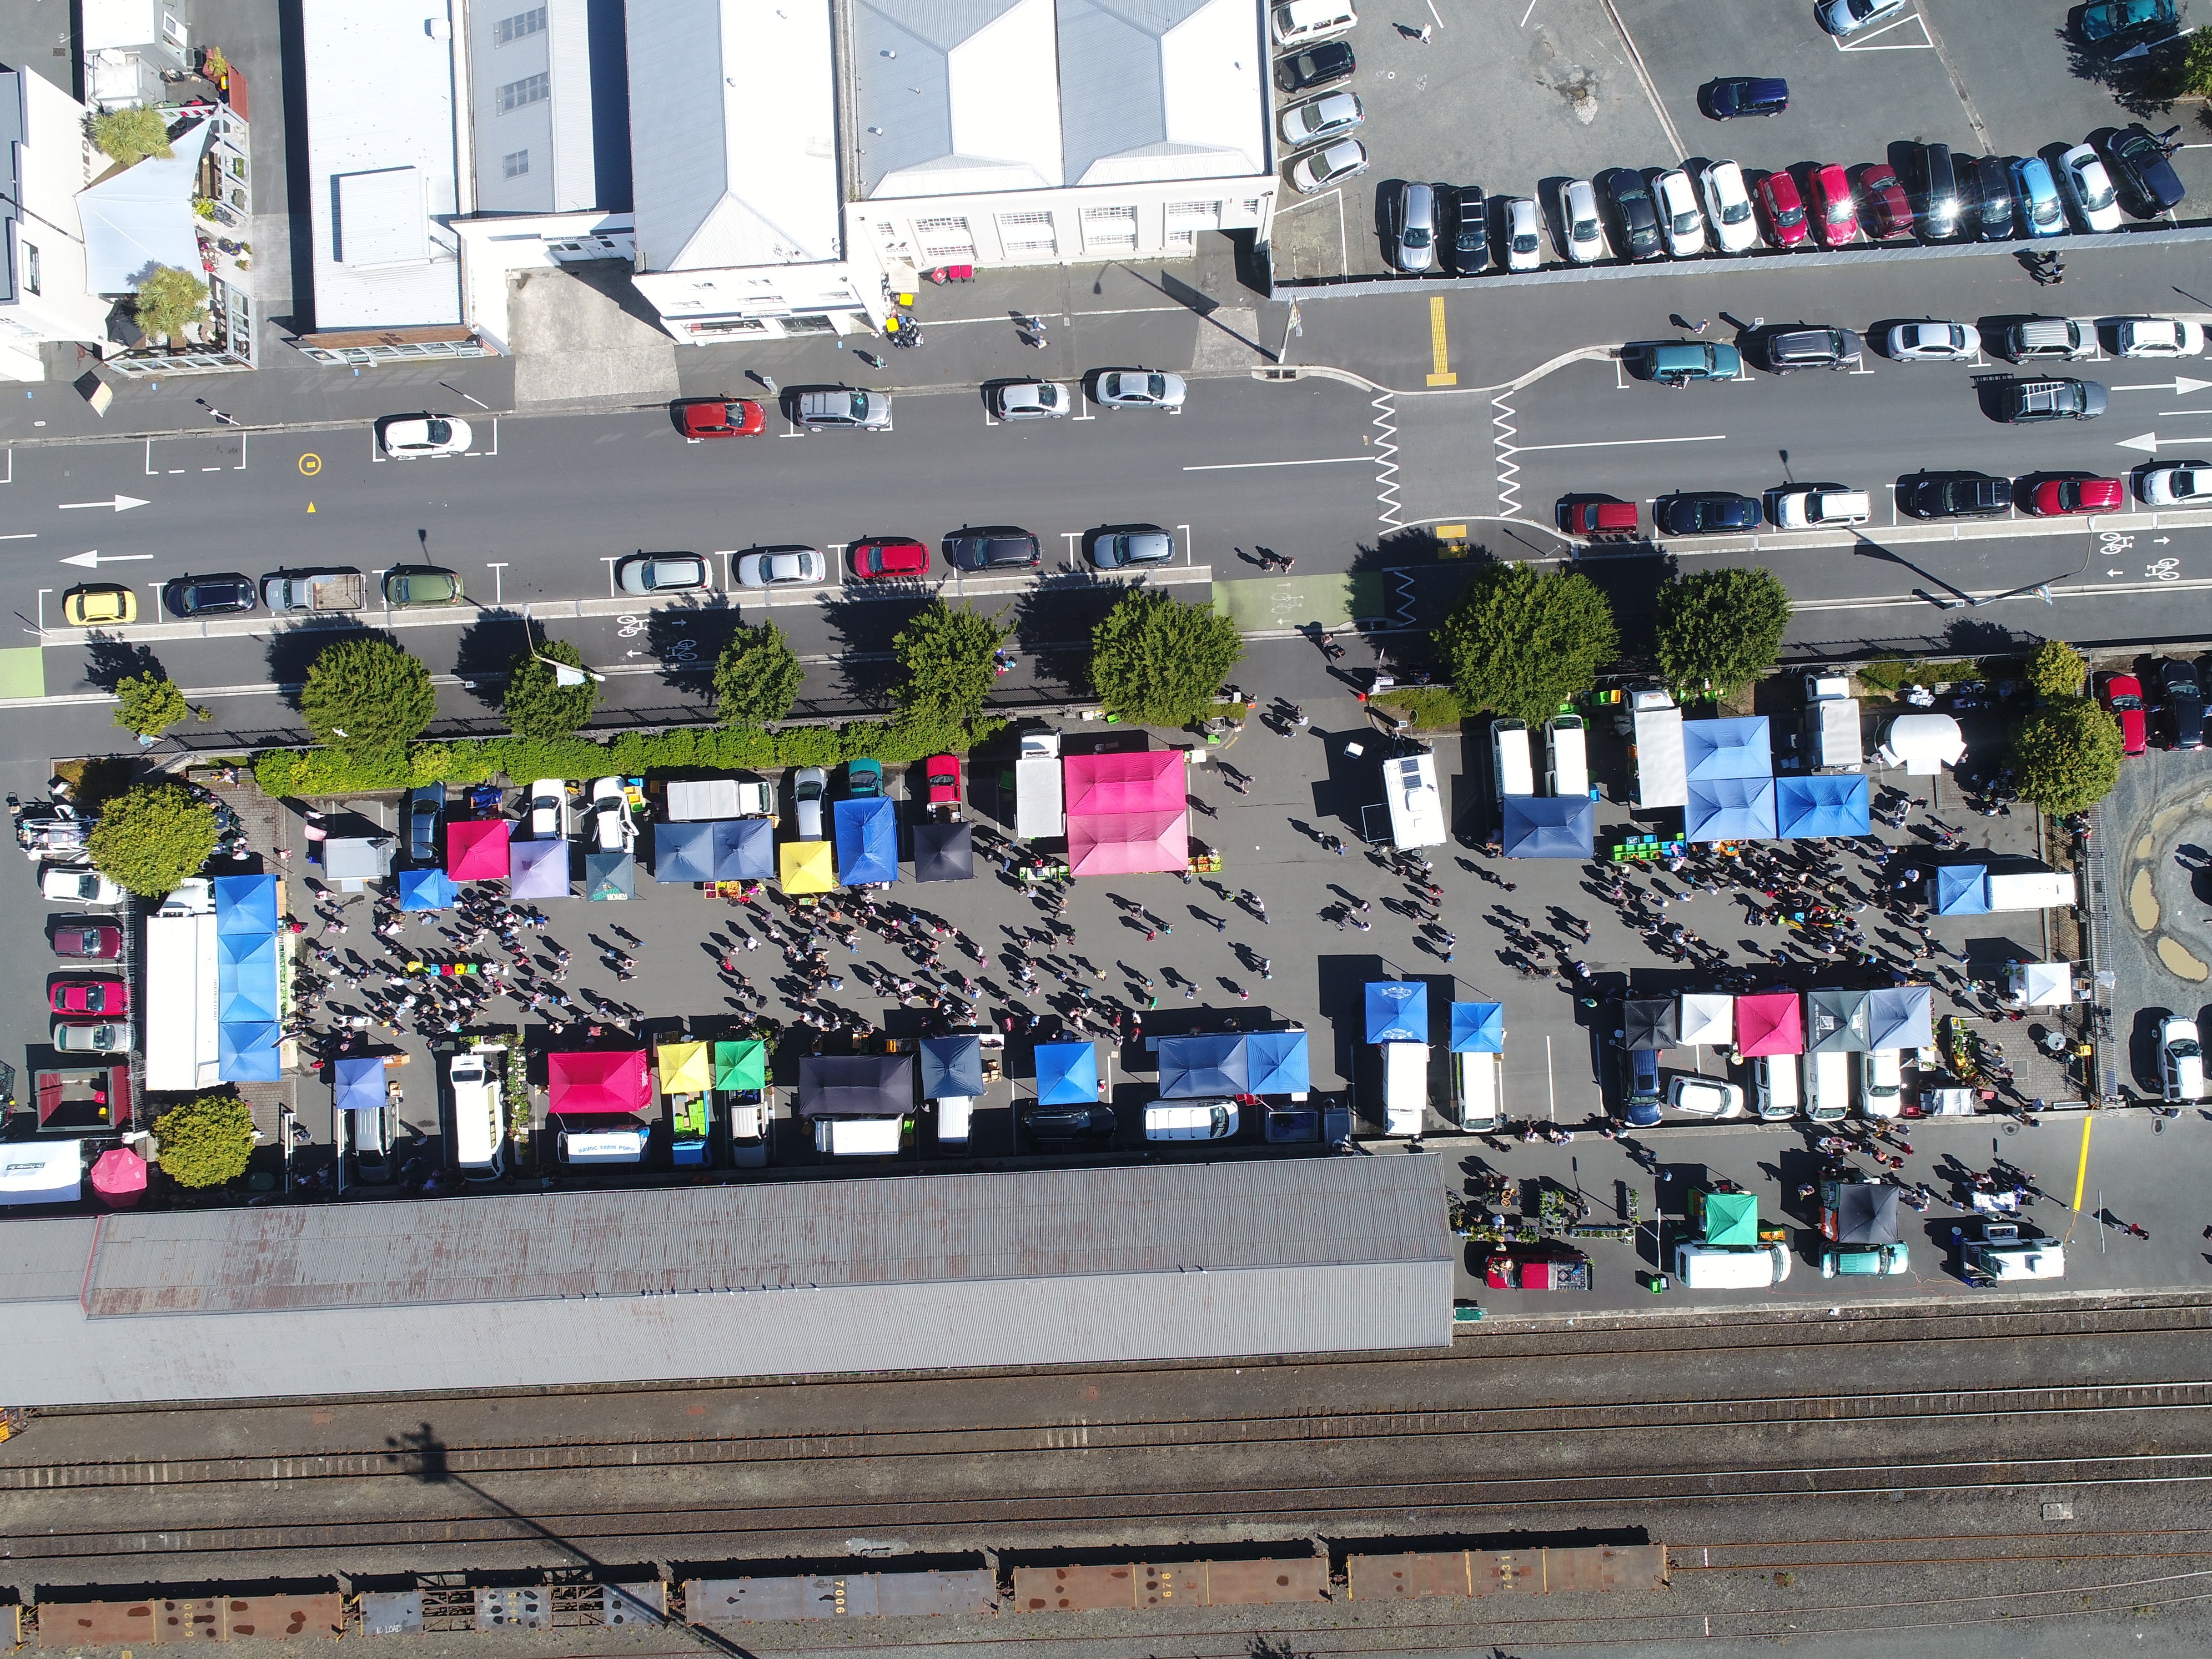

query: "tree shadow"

left=1942, top=617, right=2029, bottom=655
left=452, top=608, right=532, bottom=711
left=1010, top=585, right=1122, bottom=704
left=642, top=597, right=745, bottom=694
left=81, top=638, right=163, bottom=694
left=2054, top=22, right=2188, bottom=118
left=818, top=593, right=922, bottom=711
left=263, top=623, right=396, bottom=712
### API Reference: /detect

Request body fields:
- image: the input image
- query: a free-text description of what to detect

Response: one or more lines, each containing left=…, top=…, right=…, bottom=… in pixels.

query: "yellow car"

left=61, top=584, right=137, bottom=626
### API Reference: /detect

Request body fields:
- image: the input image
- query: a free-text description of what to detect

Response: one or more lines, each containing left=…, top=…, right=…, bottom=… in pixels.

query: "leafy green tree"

left=1654, top=568, right=1792, bottom=700
left=2012, top=697, right=2123, bottom=816
left=893, top=600, right=1010, bottom=722
left=301, top=638, right=437, bottom=750
left=2168, top=30, right=2212, bottom=98
left=153, top=1093, right=256, bottom=1189
left=714, top=620, right=802, bottom=725
left=90, top=105, right=172, bottom=166
left=503, top=638, right=599, bottom=740
left=1088, top=589, right=1245, bottom=728
left=86, top=782, right=218, bottom=898
left=133, top=265, right=209, bottom=343
left=112, top=671, right=188, bottom=739
left=1436, top=563, right=1618, bottom=726
left=2026, top=639, right=2087, bottom=703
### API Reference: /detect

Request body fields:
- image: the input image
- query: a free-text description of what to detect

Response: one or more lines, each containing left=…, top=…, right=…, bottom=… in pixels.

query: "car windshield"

left=2031, top=194, right=2060, bottom=226
left=2081, top=174, right=2115, bottom=211
left=1404, top=222, right=1431, bottom=246
left=1773, top=197, right=1805, bottom=226
left=2111, top=692, right=2144, bottom=709
left=2174, top=1036, right=2203, bottom=1057
left=1721, top=200, right=1750, bottom=224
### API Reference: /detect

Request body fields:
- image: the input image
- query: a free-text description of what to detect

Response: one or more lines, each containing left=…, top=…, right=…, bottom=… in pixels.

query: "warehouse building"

left=0, top=1157, right=1451, bottom=1404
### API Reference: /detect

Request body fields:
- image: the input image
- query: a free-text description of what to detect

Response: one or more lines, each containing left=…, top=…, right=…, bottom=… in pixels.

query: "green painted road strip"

left=0, top=648, right=45, bottom=700
left=1215, top=572, right=1387, bottom=634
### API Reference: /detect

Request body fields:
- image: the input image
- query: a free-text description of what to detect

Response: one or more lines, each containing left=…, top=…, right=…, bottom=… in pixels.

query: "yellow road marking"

left=2071, top=1112, right=2092, bottom=1212
left=1425, top=296, right=1456, bottom=386
left=298, top=453, right=322, bottom=476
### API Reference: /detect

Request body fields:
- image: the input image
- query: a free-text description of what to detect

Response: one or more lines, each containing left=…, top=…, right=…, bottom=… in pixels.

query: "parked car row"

left=2102, top=659, right=2207, bottom=756
left=62, top=567, right=465, bottom=627
left=668, top=370, right=1183, bottom=444
left=1625, top=314, right=2204, bottom=389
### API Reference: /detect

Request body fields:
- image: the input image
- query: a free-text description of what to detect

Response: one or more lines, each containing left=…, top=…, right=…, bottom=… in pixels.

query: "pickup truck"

left=262, top=569, right=367, bottom=613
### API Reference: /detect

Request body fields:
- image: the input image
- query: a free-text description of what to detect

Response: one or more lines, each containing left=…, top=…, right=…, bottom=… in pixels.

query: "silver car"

left=794, top=389, right=892, bottom=429
left=1086, top=525, right=1176, bottom=569
left=1289, top=138, right=1367, bottom=195
left=1279, top=90, right=1362, bottom=149
left=990, top=381, right=1069, bottom=420
left=1091, top=369, right=1186, bottom=411
left=1561, top=178, right=1604, bottom=262
left=1504, top=197, right=1541, bottom=271
left=735, top=548, right=826, bottom=587
left=616, top=552, right=711, bottom=595
left=793, top=767, right=828, bottom=840
left=1885, top=321, right=1981, bottom=362
left=53, top=1019, right=131, bottom=1054
left=1388, top=181, right=1438, bottom=272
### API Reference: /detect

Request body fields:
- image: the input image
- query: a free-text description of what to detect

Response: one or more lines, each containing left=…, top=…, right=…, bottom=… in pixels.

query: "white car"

left=378, top=415, right=473, bottom=458
left=2057, top=143, right=2123, bottom=233
left=1091, top=369, right=1186, bottom=411
left=1271, top=0, right=1355, bottom=48
left=1561, top=178, right=1605, bottom=262
left=1885, top=320, right=1981, bottom=361
left=41, top=865, right=123, bottom=905
left=1279, top=90, right=1362, bottom=150
left=528, top=779, right=569, bottom=840
left=1288, top=138, right=1367, bottom=195
left=1816, top=0, right=1911, bottom=37
left=2113, top=317, right=2205, bottom=358
left=589, top=777, right=634, bottom=852
left=1654, top=169, right=1705, bottom=257
left=1770, top=486, right=1872, bottom=528
left=1699, top=160, right=1758, bottom=254
left=1504, top=196, right=1541, bottom=271
left=2162, top=1016, right=2206, bottom=1103
left=53, top=1019, right=132, bottom=1053
left=2139, top=461, right=2212, bottom=505
left=990, top=381, right=1069, bottom=420
left=1667, top=1076, right=1746, bottom=1119
left=735, top=548, right=825, bottom=588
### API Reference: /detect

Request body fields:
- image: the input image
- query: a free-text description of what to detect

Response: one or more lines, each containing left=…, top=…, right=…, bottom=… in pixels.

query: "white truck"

left=1381, top=1041, right=1430, bottom=1136
left=1803, top=674, right=1864, bottom=771
left=814, top=1118, right=905, bottom=1156
left=1961, top=1221, right=2065, bottom=1285
left=666, top=777, right=774, bottom=820
left=1626, top=688, right=1686, bottom=810
left=144, top=878, right=219, bottom=1092
left=1015, top=727, right=1064, bottom=840
left=447, top=1046, right=506, bottom=1177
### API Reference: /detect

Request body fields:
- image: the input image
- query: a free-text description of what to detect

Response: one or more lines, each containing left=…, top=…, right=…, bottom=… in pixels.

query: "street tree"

left=2012, top=696, right=2123, bottom=816
left=1654, top=568, right=1792, bottom=700
left=89, top=105, right=172, bottom=166
left=1088, top=589, right=1244, bottom=728
left=1436, top=563, right=1619, bottom=726
left=714, top=620, right=803, bottom=726
left=503, top=638, right=599, bottom=739
left=893, top=600, right=1010, bottom=722
left=86, top=782, right=218, bottom=898
left=2026, top=639, right=2088, bottom=702
left=134, top=265, right=209, bottom=344
left=153, top=1093, right=256, bottom=1189
left=112, top=671, right=187, bottom=739
left=300, top=638, right=437, bottom=750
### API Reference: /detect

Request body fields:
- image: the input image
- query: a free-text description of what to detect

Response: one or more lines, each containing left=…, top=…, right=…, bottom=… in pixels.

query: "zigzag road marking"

left=1370, top=391, right=1403, bottom=528
left=1492, top=391, right=1522, bottom=519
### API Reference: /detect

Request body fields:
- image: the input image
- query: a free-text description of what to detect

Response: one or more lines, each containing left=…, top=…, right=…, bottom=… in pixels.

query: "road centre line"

left=1505, top=433, right=1726, bottom=454
left=1182, top=456, right=1372, bottom=470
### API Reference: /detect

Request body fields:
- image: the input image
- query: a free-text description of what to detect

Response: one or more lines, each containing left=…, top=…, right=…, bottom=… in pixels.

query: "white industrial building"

left=0, top=70, right=116, bottom=382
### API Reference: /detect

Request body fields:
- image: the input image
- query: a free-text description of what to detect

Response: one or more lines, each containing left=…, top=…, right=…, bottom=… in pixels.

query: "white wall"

left=0, top=72, right=113, bottom=379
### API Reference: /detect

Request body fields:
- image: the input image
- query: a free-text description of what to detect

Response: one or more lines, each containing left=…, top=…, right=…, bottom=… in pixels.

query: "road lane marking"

left=1181, top=456, right=1372, bottom=470
left=1507, top=432, right=1727, bottom=453
left=2072, top=1113, right=2092, bottom=1213
left=1426, top=297, right=1457, bottom=387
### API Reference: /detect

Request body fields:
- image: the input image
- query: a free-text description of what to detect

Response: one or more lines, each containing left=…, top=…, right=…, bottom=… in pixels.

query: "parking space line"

left=1596, top=0, right=1685, bottom=163
left=1426, top=296, right=1457, bottom=387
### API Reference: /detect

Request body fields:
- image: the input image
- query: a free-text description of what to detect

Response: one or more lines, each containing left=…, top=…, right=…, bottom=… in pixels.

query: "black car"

left=1600, top=168, right=1664, bottom=261
left=1902, top=471, right=2011, bottom=518
left=1021, top=1104, right=1118, bottom=1145
left=1970, top=155, right=2016, bottom=240
left=2102, top=124, right=2186, bottom=216
left=943, top=527, right=1042, bottom=572
left=1448, top=184, right=1488, bottom=273
left=1704, top=76, right=1788, bottom=118
left=1276, top=40, right=1354, bottom=94
left=2160, top=658, right=2206, bottom=750
left=1756, top=325, right=1864, bottom=373
left=1655, top=492, right=1761, bottom=536
left=163, top=573, right=257, bottom=617
left=406, top=784, right=444, bottom=863
left=1997, top=378, right=2108, bottom=422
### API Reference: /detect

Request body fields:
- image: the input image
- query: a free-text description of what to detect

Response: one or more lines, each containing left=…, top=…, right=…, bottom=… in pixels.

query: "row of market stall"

left=1618, top=987, right=1935, bottom=1056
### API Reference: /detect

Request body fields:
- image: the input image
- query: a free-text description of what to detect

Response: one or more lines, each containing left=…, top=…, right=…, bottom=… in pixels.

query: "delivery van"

left=1543, top=715, right=1589, bottom=799
left=1805, top=1049, right=1850, bottom=1122
left=1382, top=1041, right=1431, bottom=1136
left=1674, top=1240, right=1791, bottom=1289
left=1144, top=1101, right=1237, bottom=1141
left=814, top=1117, right=905, bottom=1156
left=1753, top=1054, right=1799, bottom=1121
left=1453, top=1049, right=1500, bottom=1132
left=1492, top=719, right=1533, bottom=800
left=558, top=1126, right=650, bottom=1164
left=1858, top=1048, right=1903, bottom=1118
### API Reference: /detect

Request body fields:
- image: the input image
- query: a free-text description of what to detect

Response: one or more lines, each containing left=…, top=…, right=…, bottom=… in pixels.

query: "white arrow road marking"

left=2110, top=376, right=2212, bottom=395
left=2111, top=432, right=2212, bottom=454
left=60, top=550, right=153, bottom=568
left=56, top=494, right=150, bottom=512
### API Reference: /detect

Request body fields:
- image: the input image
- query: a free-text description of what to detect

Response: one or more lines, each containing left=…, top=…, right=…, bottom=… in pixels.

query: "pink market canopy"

left=547, top=1049, right=650, bottom=1116
left=1064, top=749, right=1188, bottom=877
left=445, top=818, right=513, bottom=881
left=1734, top=991, right=1805, bottom=1057
left=90, top=1146, right=147, bottom=1206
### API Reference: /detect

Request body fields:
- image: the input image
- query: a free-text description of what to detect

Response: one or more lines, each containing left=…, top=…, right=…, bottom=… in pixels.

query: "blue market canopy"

left=711, top=817, right=775, bottom=880
left=1684, top=775, right=1778, bottom=842
left=1364, top=980, right=1429, bottom=1044
left=397, top=866, right=458, bottom=911
left=1245, top=1029, right=1311, bottom=1094
left=217, top=1021, right=282, bottom=1082
left=1935, top=864, right=1991, bottom=915
left=653, top=820, right=715, bottom=884
left=912, top=820, right=975, bottom=883
left=834, top=796, right=900, bottom=886
left=1156, top=1032, right=1248, bottom=1098
left=213, top=873, right=278, bottom=935
left=1033, top=1041, right=1099, bottom=1104
left=918, top=1035, right=984, bottom=1100
left=217, top=933, right=278, bottom=1024
left=1448, top=1001, right=1505, bottom=1053
left=584, top=850, right=636, bottom=901
left=1775, top=773, right=1871, bottom=839
left=1500, top=794, right=1595, bottom=859
left=332, top=1056, right=385, bottom=1114
left=1864, top=985, right=1934, bottom=1051
left=1683, top=716, right=1773, bottom=781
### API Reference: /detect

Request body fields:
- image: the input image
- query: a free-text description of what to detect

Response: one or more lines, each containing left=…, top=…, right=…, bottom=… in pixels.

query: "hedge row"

left=253, top=713, right=1005, bottom=798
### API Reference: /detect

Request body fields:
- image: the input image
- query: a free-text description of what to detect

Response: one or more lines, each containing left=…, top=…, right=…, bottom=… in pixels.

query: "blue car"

left=846, top=758, right=883, bottom=799
left=2011, top=157, right=2066, bottom=238
left=1623, top=1046, right=1663, bottom=1128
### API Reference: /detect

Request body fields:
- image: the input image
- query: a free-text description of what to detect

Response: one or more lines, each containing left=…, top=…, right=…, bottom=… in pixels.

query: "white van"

left=1144, top=1101, right=1238, bottom=1141
left=1382, top=1041, right=1430, bottom=1136
left=1858, top=1048, right=1903, bottom=1118
left=1272, top=0, right=1357, bottom=48
left=447, top=1048, right=505, bottom=1176
left=1383, top=751, right=1446, bottom=850
left=1492, top=719, right=1533, bottom=800
left=1753, top=1054, right=1799, bottom=1121
left=935, top=1096, right=973, bottom=1145
left=1805, top=1049, right=1850, bottom=1122
left=1543, top=715, right=1589, bottom=800
left=1674, top=1241, right=1791, bottom=1289
left=1453, top=1050, right=1500, bottom=1132
left=814, top=1117, right=904, bottom=1156
left=559, top=1126, right=650, bottom=1164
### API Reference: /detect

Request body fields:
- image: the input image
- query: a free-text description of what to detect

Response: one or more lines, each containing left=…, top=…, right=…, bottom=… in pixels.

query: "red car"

left=50, top=922, right=122, bottom=960
left=1756, top=169, right=1810, bottom=247
left=50, top=979, right=129, bottom=1016
left=925, top=754, right=962, bottom=806
left=2029, top=476, right=2124, bottom=516
left=850, top=537, right=929, bottom=580
left=2102, top=673, right=2149, bottom=756
left=674, top=397, right=766, bottom=438
left=1857, top=163, right=1913, bottom=239
left=1808, top=165, right=1858, bottom=246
